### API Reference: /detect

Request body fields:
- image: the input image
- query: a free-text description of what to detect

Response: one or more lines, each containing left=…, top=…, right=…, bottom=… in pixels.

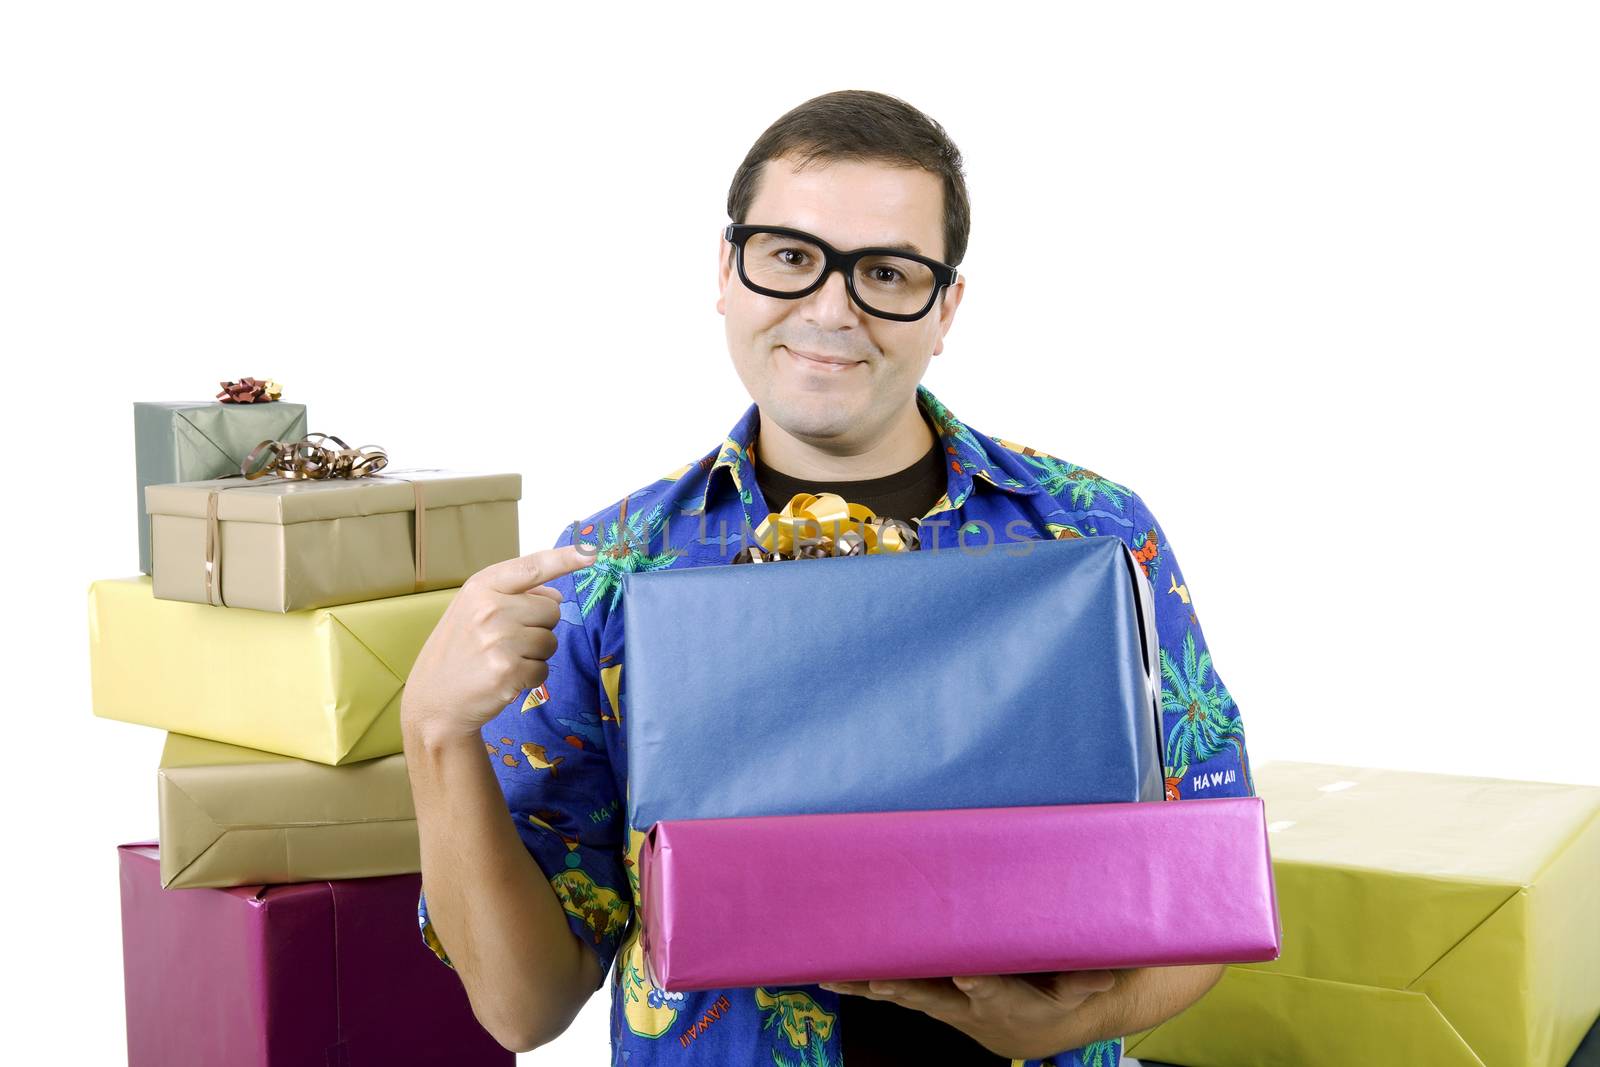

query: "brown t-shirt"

left=752, top=433, right=1010, bottom=1066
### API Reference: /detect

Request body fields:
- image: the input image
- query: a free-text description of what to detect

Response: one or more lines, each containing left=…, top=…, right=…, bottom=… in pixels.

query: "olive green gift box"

left=134, top=400, right=309, bottom=575
left=1126, top=760, right=1600, bottom=1067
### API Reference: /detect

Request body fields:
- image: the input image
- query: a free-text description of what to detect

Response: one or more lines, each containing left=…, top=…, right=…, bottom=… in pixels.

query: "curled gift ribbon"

left=216, top=377, right=283, bottom=403
left=199, top=435, right=445, bottom=608
left=732, top=491, right=920, bottom=563
left=240, top=433, right=389, bottom=481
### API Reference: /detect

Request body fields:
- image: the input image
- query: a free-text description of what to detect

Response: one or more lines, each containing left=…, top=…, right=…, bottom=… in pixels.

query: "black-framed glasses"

left=724, top=223, right=959, bottom=322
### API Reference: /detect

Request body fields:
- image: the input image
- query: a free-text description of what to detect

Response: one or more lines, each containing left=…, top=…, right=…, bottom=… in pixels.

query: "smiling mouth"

left=784, top=346, right=864, bottom=371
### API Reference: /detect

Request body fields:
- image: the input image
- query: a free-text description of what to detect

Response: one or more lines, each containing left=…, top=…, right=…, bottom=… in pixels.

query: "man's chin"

left=759, top=392, right=862, bottom=440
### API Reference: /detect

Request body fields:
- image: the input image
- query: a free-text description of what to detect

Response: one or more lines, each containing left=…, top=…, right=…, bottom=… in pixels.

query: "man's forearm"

left=405, top=719, right=599, bottom=1051
left=1053, top=963, right=1225, bottom=1050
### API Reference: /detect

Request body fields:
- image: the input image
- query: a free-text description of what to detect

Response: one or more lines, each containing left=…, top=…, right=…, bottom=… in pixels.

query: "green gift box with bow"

left=134, top=399, right=308, bottom=574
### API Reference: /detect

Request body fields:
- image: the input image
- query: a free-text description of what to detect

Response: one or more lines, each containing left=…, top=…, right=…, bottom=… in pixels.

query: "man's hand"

left=401, top=540, right=594, bottom=745
left=819, top=970, right=1116, bottom=1061
left=399, top=536, right=604, bottom=1052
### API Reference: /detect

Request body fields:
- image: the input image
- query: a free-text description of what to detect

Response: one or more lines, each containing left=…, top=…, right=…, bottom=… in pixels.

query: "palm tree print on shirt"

left=757, top=988, right=838, bottom=1067
left=1018, top=454, right=1132, bottom=512
left=1080, top=1038, right=1120, bottom=1066
left=573, top=497, right=681, bottom=617
left=1159, top=631, right=1245, bottom=776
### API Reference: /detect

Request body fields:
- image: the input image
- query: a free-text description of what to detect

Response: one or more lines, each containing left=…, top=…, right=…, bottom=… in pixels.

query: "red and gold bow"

left=216, top=377, right=283, bottom=403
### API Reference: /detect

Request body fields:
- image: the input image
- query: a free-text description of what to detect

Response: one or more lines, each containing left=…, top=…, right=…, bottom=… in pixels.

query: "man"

left=402, top=89, right=1254, bottom=1066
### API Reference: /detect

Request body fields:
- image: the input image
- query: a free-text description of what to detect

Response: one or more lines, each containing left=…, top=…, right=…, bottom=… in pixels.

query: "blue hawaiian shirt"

left=418, top=383, right=1255, bottom=1066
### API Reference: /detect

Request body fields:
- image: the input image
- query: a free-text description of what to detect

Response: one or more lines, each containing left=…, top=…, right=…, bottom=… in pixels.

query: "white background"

left=4, top=2, right=1597, bottom=1063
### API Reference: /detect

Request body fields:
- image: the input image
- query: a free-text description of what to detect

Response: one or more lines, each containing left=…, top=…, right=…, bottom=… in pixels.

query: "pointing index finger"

left=484, top=541, right=596, bottom=594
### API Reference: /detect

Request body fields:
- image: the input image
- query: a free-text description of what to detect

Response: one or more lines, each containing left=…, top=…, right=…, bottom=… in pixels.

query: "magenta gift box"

left=117, top=842, right=512, bottom=1067
left=639, top=798, right=1280, bottom=992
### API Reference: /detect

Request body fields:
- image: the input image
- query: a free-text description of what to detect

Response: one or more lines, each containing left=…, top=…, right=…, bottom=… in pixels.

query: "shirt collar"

left=689, top=383, right=1039, bottom=519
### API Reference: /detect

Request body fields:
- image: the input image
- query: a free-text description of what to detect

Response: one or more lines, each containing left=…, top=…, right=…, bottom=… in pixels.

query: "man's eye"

left=776, top=248, right=810, bottom=266
left=871, top=266, right=904, bottom=284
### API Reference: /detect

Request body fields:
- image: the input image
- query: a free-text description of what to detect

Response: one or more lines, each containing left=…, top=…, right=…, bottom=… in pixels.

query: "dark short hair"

left=726, top=90, right=972, bottom=267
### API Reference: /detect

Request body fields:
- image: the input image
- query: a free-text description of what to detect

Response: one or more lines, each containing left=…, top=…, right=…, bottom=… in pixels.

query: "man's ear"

left=716, top=230, right=731, bottom=316
left=931, top=276, right=965, bottom=356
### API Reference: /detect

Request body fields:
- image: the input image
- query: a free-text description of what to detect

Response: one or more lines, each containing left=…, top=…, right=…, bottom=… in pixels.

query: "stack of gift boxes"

left=620, top=495, right=1283, bottom=993
left=91, top=389, right=518, bottom=1066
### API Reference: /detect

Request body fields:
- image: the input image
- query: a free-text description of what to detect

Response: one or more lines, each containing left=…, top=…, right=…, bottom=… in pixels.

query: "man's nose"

left=800, top=266, right=861, bottom=327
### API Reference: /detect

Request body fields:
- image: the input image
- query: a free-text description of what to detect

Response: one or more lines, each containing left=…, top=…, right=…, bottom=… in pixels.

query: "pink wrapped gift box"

left=117, top=842, right=511, bottom=1067
left=639, top=798, right=1280, bottom=992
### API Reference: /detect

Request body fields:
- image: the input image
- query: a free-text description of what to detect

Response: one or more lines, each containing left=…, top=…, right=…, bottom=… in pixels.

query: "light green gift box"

left=134, top=399, right=308, bottom=575
left=1127, top=760, right=1600, bottom=1067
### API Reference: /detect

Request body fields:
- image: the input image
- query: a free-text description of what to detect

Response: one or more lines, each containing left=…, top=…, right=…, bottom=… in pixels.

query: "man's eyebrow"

left=777, top=224, right=925, bottom=257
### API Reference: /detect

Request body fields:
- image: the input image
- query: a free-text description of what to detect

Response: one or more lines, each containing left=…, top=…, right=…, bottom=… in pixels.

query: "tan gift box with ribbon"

left=157, top=732, right=418, bottom=889
left=146, top=467, right=521, bottom=612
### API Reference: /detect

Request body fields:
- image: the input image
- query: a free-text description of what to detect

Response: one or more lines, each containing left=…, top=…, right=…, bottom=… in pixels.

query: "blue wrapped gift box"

left=621, top=534, right=1164, bottom=832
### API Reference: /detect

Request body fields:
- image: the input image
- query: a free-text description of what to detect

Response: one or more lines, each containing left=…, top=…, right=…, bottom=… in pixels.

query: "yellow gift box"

left=89, top=575, right=453, bottom=765
left=1127, top=761, right=1600, bottom=1067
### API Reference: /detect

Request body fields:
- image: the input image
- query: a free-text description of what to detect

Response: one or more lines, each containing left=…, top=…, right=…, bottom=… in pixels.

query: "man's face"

left=717, top=154, right=964, bottom=448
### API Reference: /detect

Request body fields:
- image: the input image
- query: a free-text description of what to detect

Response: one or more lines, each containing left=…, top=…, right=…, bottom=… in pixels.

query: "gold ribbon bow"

left=241, top=433, right=388, bottom=481
left=736, top=492, right=920, bottom=563
left=195, top=435, right=443, bottom=607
